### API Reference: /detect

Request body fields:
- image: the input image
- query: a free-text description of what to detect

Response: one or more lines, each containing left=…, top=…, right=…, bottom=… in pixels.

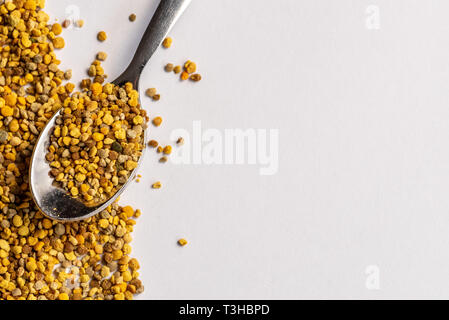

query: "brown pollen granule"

left=148, top=140, right=158, bottom=148
left=176, top=137, right=184, bottom=145
left=62, top=19, right=71, bottom=28
left=165, top=63, right=174, bottom=72
left=190, top=74, right=202, bottom=82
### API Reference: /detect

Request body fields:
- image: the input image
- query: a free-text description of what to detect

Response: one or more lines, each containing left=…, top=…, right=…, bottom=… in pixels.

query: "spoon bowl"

left=29, top=0, right=191, bottom=221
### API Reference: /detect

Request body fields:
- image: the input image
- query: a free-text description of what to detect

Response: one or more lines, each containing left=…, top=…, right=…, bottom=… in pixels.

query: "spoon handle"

left=113, top=0, right=192, bottom=87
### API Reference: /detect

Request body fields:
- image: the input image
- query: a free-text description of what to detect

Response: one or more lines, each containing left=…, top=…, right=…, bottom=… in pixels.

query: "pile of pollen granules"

left=0, top=0, right=143, bottom=300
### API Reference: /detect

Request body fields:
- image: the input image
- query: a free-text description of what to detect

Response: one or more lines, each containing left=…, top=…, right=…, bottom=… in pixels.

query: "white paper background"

left=44, top=0, right=449, bottom=299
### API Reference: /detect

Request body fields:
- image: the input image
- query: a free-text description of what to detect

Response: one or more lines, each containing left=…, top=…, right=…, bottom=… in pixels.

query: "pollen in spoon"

left=45, top=81, right=148, bottom=206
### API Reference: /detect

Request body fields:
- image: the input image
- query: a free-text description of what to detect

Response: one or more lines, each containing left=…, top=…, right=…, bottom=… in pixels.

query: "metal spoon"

left=29, top=0, right=192, bottom=221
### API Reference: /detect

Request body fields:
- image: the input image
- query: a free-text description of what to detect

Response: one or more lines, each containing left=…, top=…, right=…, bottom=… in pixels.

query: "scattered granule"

left=64, top=69, right=73, bottom=80
left=148, top=140, right=159, bottom=148
left=97, top=52, right=108, bottom=61
left=76, top=19, right=84, bottom=28
left=152, top=94, right=160, bottom=101
left=152, top=181, right=162, bottom=189
left=156, top=146, right=163, bottom=153
left=129, top=14, right=137, bottom=22
left=94, top=75, right=106, bottom=84
left=163, top=145, right=172, bottom=155
left=152, top=116, right=163, bottom=127
left=52, top=37, right=65, bottom=49
left=173, top=65, right=182, bottom=74
left=165, top=63, right=174, bottom=72
left=180, top=71, right=189, bottom=81
left=159, top=157, right=168, bottom=163
left=145, top=88, right=157, bottom=98
left=162, top=37, right=172, bottom=48
left=97, top=31, right=107, bottom=42
left=178, top=239, right=188, bottom=247
left=184, top=61, right=197, bottom=74
left=190, top=74, right=202, bottom=82
left=52, top=23, right=63, bottom=36
left=176, top=137, right=184, bottom=145
left=62, top=19, right=71, bottom=28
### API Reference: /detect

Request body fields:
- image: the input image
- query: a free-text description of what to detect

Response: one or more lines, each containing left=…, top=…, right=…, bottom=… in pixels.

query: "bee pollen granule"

left=162, top=37, right=172, bottom=48
left=97, top=31, right=107, bottom=42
